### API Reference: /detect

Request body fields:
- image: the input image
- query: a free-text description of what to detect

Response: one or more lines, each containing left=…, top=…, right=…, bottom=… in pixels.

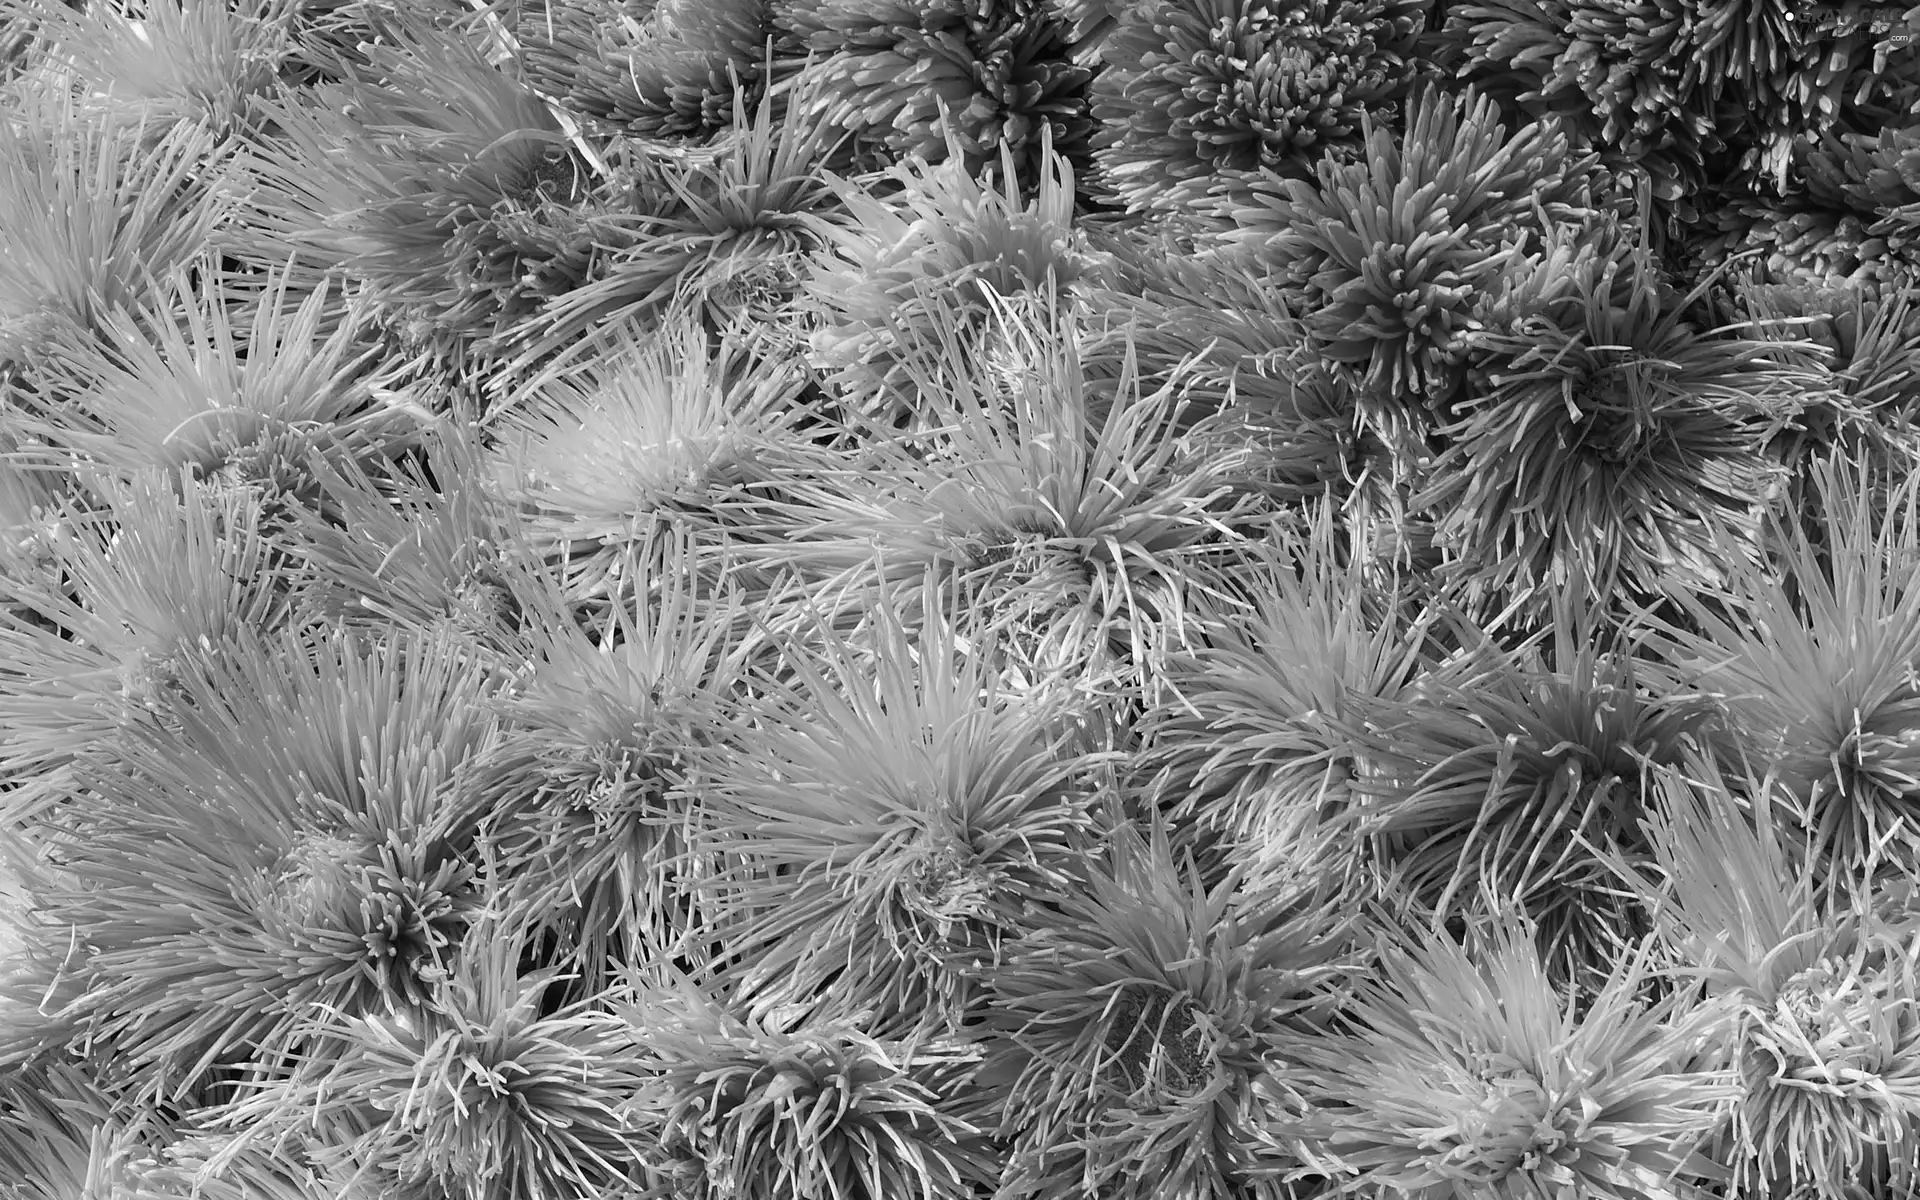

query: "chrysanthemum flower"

left=522, top=0, right=785, bottom=138
left=460, top=527, right=764, bottom=998
left=283, top=419, right=547, bottom=659
left=979, top=814, right=1357, bottom=1200
left=1076, top=231, right=1354, bottom=494
left=19, top=0, right=292, bottom=134
left=201, top=913, right=657, bottom=1200
left=1138, top=512, right=1433, bottom=878
left=620, top=964, right=992, bottom=1199
left=776, top=0, right=1093, bottom=175
left=1619, top=754, right=1920, bottom=1197
left=1437, top=0, right=1727, bottom=218
left=674, top=577, right=1110, bottom=1031
left=761, top=283, right=1260, bottom=695
left=14, top=261, right=414, bottom=488
left=494, top=77, right=845, bottom=381
left=224, top=9, right=593, bottom=351
left=803, top=128, right=1087, bottom=428
left=1219, top=83, right=1613, bottom=429
left=0, top=91, right=225, bottom=372
left=479, top=314, right=825, bottom=606
left=1089, top=0, right=1431, bottom=214
left=14, top=623, right=502, bottom=1105
left=0, top=469, right=298, bottom=832
left=1636, top=451, right=1920, bottom=901
left=1418, top=217, right=1816, bottom=616
left=1347, top=601, right=1722, bottom=988
left=1273, top=912, right=1736, bottom=1200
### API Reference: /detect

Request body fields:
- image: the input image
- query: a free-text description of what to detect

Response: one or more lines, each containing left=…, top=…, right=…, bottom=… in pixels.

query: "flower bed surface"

left=3, top=2, right=1920, bottom=1198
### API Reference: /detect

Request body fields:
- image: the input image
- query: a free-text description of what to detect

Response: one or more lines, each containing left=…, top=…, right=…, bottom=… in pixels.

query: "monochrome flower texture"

left=0, top=89, right=224, bottom=372
left=618, top=965, right=992, bottom=1200
left=766, top=284, right=1262, bottom=695
left=980, top=814, right=1358, bottom=1200
left=1419, top=215, right=1817, bottom=615
left=1436, top=0, right=1727, bottom=216
left=1637, top=453, right=1920, bottom=901
left=19, top=0, right=291, bottom=134
left=675, top=580, right=1109, bottom=1030
left=1220, top=83, right=1613, bottom=432
left=1089, top=0, right=1431, bottom=214
left=521, top=0, right=786, bottom=139
left=1347, top=597, right=1721, bottom=990
left=7, top=623, right=499, bottom=1107
left=207, top=916, right=658, bottom=1200
left=481, top=315, right=821, bottom=605
left=16, top=260, right=407, bottom=486
left=1274, top=911, right=1737, bottom=1200
left=777, top=0, right=1092, bottom=175
left=804, top=128, right=1087, bottom=430
left=461, top=529, right=763, bottom=997
left=1139, top=515, right=1431, bottom=872
left=226, top=9, right=590, bottom=349
left=1617, top=754, right=1920, bottom=1198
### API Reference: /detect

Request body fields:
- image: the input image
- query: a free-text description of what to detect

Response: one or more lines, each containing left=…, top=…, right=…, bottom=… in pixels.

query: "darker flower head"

left=1220, top=83, right=1613, bottom=427
left=1348, top=614, right=1720, bottom=988
left=777, top=0, right=1093, bottom=176
left=981, top=816, right=1356, bottom=1200
left=1418, top=216, right=1816, bottom=616
left=1439, top=0, right=1725, bottom=218
left=226, top=12, right=593, bottom=355
left=1090, top=0, right=1432, bottom=213
left=623, top=971, right=992, bottom=1200
left=522, top=0, right=786, bottom=139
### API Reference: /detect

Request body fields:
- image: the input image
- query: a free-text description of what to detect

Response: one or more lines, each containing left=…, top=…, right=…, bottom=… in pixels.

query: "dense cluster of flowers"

left=7, top=0, right=1920, bottom=1197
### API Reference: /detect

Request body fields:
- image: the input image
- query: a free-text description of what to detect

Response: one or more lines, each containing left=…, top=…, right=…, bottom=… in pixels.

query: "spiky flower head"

left=480, top=315, right=819, bottom=604
left=210, top=914, right=657, bottom=1200
left=1637, top=451, right=1920, bottom=901
left=522, top=0, right=785, bottom=138
left=16, top=260, right=408, bottom=487
left=493, top=76, right=845, bottom=380
left=1089, top=0, right=1432, bottom=214
left=1437, top=0, right=1727, bottom=218
left=1347, top=599, right=1722, bottom=989
left=1274, top=911, right=1737, bottom=1200
left=282, top=418, right=546, bottom=659
left=225, top=8, right=587, bottom=351
left=1619, top=754, right=1920, bottom=1198
left=980, top=813, right=1357, bottom=1200
left=1138, top=511, right=1431, bottom=877
left=1219, top=83, right=1611, bottom=430
left=18, top=0, right=292, bottom=134
left=804, top=127, right=1086, bottom=427
left=462, top=526, right=763, bottom=995
left=675, top=574, right=1107, bottom=1030
left=777, top=0, right=1092, bottom=175
left=620, top=966, right=990, bottom=1200
left=767, top=283, right=1260, bottom=695
left=14, top=623, right=500, bottom=1105
left=0, top=90, right=224, bottom=373
left=0, top=469, right=298, bottom=827
left=1075, top=233, right=1358, bottom=501
left=1419, top=216, right=1814, bottom=617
